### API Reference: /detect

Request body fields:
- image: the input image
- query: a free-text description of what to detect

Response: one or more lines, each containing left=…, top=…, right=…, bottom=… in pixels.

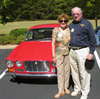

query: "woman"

left=52, top=13, right=70, bottom=98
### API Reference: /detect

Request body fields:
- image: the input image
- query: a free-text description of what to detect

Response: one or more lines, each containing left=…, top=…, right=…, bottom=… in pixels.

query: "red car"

left=5, top=24, right=61, bottom=79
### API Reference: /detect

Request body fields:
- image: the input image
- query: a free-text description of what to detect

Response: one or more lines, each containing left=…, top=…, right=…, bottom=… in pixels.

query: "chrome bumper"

left=5, top=70, right=57, bottom=78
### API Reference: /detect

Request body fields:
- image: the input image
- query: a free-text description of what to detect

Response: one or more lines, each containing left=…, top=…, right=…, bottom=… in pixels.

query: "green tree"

left=2, top=0, right=100, bottom=25
left=74, top=0, right=100, bottom=28
left=0, top=0, right=23, bottom=24
left=86, top=0, right=100, bottom=28
left=0, top=0, right=75, bottom=23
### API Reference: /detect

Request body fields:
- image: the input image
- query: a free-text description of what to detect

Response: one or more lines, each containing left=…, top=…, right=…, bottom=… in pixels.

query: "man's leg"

left=70, top=49, right=81, bottom=95
left=76, top=47, right=90, bottom=98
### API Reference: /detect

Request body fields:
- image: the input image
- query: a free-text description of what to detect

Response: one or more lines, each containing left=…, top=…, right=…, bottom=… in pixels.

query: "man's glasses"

left=72, top=13, right=80, bottom=16
left=59, top=20, right=67, bottom=23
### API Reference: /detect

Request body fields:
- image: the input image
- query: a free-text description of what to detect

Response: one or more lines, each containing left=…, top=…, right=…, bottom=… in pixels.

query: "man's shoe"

left=80, top=95, right=87, bottom=99
left=71, top=91, right=81, bottom=96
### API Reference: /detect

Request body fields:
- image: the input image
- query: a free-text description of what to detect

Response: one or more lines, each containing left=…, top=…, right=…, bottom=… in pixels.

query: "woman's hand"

left=53, top=57, right=57, bottom=63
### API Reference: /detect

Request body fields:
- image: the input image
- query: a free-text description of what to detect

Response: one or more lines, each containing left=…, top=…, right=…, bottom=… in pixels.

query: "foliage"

left=74, top=0, right=100, bottom=19
left=0, top=0, right=22, bottom=24
left=0, top=0, right=100, bottom=28
left=16, top=34, right=26, bottom=44
left=0, top=34, right=16, bottom=45
left=0, top=0, right=75, bottom=24
left=0, top=36, right=7, bottom=45
left=0, top=28, right=27, bottom=45
left=1, top=0, right=100, bottom=24
left=0, top=34, right=25, bottom=45
left=73, top=0, right=100, bottom=28
left=0, top=34, right=6, bottom=36
left=9, top=28, right=28, bottom=37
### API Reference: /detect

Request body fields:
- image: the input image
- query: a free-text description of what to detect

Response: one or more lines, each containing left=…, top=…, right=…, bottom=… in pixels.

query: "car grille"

left=24, top=61, right=50, bottom=72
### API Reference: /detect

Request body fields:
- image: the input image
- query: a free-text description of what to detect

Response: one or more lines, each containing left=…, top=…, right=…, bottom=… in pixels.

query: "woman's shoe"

left=65, top=89, right=70, bottom=94
left=54, top=92, right=65, bottom=98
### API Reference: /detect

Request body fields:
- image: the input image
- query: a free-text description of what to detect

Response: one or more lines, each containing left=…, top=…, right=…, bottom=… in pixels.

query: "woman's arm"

left=52, top=37, right=57, bottom=63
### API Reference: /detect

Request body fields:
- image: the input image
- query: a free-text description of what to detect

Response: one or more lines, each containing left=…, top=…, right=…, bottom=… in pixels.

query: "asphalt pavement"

left=0, top=46, right=100, bottom=99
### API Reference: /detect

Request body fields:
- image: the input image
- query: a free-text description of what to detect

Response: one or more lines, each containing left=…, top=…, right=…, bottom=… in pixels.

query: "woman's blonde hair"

left=57, top=13, right=69, bottom=23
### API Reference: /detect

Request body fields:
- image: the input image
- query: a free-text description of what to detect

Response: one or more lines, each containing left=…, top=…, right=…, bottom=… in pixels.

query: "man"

left=69, top=7, right=96, bottom=99
left=95, top=26, right=100, bottom=47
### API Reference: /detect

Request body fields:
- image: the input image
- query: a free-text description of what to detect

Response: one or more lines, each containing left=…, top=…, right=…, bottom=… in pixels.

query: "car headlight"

left=6, top=60, right=14, bottom=67
left=16, top=61, right=22, bottom=67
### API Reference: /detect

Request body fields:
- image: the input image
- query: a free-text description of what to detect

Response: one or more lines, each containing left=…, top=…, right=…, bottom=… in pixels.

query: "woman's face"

left=59, top=17, right=67, bottom=28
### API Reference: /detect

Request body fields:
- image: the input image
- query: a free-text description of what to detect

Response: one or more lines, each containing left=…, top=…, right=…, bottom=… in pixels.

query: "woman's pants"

left=56, top=54, right=70, bottom=93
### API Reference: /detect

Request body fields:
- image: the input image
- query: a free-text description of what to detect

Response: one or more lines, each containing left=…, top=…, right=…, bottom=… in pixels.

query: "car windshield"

left=25, top=28, right=53, bottom=41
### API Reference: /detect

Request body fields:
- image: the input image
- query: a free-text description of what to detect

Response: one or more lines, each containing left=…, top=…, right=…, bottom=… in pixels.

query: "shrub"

left=16, top=34, right=26, bottom=44
left=0, top=34, right=6, bottom=36
left=10, top=35, right=16, bottom=44
left=0, top=35, right=16, bottom=45
left=5, top=35, right=16, bottom=44
left=10, top=40, right=16, bottom=44
left=0, top=36, right=6, bottom=45
left=0, top=28, right=28, bottom=45
left=9, top=28, right=28, bottom=37
left=5, top=35, right=16, bottom=41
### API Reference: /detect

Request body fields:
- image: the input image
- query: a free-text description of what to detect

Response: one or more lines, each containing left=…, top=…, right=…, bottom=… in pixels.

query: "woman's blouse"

left=52, top=27, right=70, bottom=55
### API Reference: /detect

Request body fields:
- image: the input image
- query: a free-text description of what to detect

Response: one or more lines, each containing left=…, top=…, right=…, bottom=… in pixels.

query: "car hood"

left=11, top=41, right=53, bottom=61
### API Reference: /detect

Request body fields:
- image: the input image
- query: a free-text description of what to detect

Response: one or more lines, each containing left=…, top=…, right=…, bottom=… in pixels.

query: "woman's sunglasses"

left=59, top=20, right=67, bottom=23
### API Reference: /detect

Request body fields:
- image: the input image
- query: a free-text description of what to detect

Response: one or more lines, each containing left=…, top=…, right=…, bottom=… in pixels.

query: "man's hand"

left=87, top=53, right=93, bottom=60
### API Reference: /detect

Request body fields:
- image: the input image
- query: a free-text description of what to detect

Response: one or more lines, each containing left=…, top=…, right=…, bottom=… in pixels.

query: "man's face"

left=72, top=8, right=82, bottom=22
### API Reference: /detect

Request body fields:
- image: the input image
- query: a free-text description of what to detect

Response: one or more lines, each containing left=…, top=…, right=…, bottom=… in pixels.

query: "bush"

left=0, top=34, right=6, bottom=36
left=0, top=35, right=16, bottom=45
left=0, top=28, right=28, bottom=45
left=0, top=36, right=6, bottom=45
left=5, top=35, right=16, bottom=41
left=0, top=34, right=26, bottom=45
left=6, top=35, right=16, bottom=44
left=16, top=34, right=26, bottom=44
left=9, top=28, right=28, bottom=37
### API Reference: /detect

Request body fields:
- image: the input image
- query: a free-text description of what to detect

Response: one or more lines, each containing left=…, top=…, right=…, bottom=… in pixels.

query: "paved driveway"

left=0, top=47, right=100, bottom=99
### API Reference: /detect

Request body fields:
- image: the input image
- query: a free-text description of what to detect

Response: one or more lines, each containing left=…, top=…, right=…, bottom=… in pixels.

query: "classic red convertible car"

left=5, top=24, right=61, bottom=79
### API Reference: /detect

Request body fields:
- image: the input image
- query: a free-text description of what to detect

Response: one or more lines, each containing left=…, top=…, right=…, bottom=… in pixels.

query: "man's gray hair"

left=71, top=7, right=82, bottom=14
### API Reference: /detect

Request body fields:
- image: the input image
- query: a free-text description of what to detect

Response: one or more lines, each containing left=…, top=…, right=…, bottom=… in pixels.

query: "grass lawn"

left=0, top=19, right=100, bottom=34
